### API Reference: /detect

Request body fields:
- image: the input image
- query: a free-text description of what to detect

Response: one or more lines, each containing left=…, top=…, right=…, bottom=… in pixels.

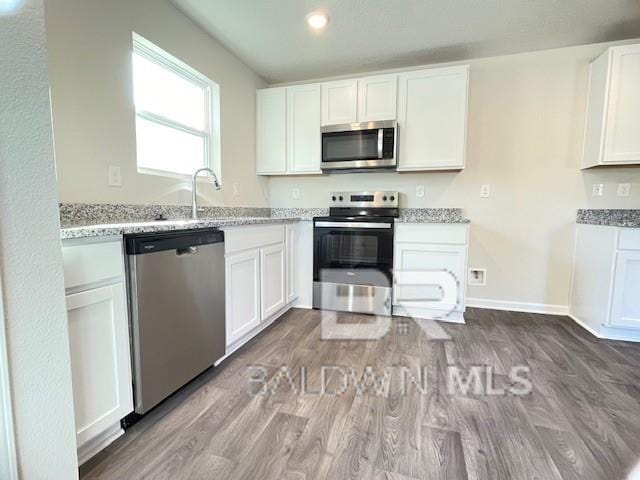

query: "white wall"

left=0, top=0, right=79, bottom=478
left=269, top=40, right=640, bottom=311
left=44, top=0, right=269, bottom=207
left=0, top=280, right=17, bottom=480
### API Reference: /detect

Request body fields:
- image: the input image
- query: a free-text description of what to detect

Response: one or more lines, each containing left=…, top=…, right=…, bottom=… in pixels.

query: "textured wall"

left=45, top=0, right=269, bottom=207
left=269, top=40, right=640, bottom=311
left=0, top=0, right=79, bottom=477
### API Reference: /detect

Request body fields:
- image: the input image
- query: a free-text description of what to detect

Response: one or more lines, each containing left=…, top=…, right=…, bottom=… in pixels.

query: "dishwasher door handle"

left=176, top=246, right=198, bottom=256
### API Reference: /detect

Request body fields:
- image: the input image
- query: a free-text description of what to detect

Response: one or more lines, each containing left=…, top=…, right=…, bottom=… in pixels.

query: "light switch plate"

left=592, top=183, right=604, bottom=197
left=292, top=188, right=300, bottom=199
left=480, top=184, right=490, bottom=198
left=416, top=185, right=425, bottom=198
left=108, top=165, right=122, bottom=187
left=617, top=183, right=631, bottom=197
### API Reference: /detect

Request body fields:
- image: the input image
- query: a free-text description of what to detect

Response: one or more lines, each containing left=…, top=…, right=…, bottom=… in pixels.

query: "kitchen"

left=1, top=0, right=640, bottom=479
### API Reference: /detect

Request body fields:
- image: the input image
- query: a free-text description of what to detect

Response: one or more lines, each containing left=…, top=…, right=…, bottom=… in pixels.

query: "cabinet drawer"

left=223, top=224, right=285, bottom=254
left=618, top=229, right=640, bottom=251
left=62, top=240, right=124, bottom=290
left=395, top=223, right=468, bottom=245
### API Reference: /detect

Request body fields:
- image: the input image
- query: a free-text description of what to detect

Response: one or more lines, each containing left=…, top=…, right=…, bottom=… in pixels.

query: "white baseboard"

left=77, top=423, right=123, bottom=466
left=568, top=314, right=640, bottom=343
left=567, top=314, right=603, bottom=338
left=466, top=298, right=569, bottom=316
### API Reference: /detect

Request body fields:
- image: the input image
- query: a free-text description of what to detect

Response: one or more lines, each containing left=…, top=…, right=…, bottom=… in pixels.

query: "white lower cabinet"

left=62, top=238, right=133, bottom=465
left=225, top=249, right=261, bottom=345
left=392, top=223, right=469, bottom=323
left=223, top=224, right=298, bottom=351
left=286, top=223, right=297, bottom=304
left=261, top=243, right=286, bottom=318
left=570, top=225, right=640, bottom=341
left=609, top=251, right=640, bottom=329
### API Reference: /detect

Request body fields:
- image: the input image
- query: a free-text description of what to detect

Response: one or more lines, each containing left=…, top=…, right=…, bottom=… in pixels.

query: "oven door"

left=313, top=220, right=394, bottom=315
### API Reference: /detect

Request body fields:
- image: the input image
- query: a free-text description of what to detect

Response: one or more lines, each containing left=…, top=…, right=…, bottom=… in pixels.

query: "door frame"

left=0, top=279, right=18, bottom=480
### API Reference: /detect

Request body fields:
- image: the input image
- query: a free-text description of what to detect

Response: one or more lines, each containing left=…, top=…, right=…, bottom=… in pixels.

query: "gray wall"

left=0, top=0, right=78, bottom=477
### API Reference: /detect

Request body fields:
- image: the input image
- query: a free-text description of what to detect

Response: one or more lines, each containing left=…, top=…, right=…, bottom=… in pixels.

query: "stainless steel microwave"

left=321, top=120, right=397, bottom=172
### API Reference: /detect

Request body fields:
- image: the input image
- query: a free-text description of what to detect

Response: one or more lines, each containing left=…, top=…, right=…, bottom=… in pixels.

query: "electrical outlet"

left=592, top=183, right=604, bottom=197
left=617, top=183, right=631, bottom=197
left=108, top=165, right=122, bottom=187
left=468, top=268, right=487, bottom=286
left=416, top=185, right=425, bottom=198
left=233, top=182, right=240, bottom=197
left=292, top=188, right=300, bottom=199
left=480, top=184, right=490, bottom=198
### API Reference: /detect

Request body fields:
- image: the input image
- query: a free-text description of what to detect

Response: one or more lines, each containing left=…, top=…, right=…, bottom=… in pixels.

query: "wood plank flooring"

left=80, top=308, right=640, bottom=480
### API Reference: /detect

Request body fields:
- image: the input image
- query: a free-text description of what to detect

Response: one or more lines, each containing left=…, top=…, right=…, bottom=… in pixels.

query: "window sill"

left=137, top=167, right=222, bottom=185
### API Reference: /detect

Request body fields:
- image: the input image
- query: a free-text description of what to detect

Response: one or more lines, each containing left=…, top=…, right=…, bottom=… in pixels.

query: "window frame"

left=132, top=33, right=221, bottom=182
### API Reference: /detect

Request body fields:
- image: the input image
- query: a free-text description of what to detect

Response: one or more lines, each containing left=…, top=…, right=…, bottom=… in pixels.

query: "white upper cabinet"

left=287, top=84, right=321, bottom=173
left=321, top=79, right=358, bottom=125
left=397, top=66, right=469, bottom=171
left=357, top=74, right=398, bottom=122
left=257, top=64, right=470, bottom=175
left=256, top=87, right=287, bottom=174
left=582, top=44, right=640, bottom=168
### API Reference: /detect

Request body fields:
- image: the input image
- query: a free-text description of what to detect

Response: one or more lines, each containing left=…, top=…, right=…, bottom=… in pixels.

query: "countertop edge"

left=60, top=217, right=302, bottom=240
left=576, top=220, right=640, bottom=228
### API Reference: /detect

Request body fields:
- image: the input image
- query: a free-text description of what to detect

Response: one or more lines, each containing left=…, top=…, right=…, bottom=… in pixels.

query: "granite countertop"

left=59, top=204, right=471, bottom=239
left=60, top=217, right=300, bottom=240
left=396, top=208, right=470, bottom=223
left=577, top=209, right=640, bottom=228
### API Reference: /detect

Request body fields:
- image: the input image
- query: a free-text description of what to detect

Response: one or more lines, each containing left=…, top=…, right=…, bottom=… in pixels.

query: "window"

left=132, top=33, right=221, bottom=180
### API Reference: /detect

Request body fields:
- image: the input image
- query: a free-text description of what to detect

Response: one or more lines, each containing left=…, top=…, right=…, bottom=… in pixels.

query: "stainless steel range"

left=313, top=191, right=398, bottom=316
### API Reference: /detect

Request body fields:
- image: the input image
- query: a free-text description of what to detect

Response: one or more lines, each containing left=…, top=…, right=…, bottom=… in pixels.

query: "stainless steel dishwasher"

left=125, top=229, right=225, bottom=414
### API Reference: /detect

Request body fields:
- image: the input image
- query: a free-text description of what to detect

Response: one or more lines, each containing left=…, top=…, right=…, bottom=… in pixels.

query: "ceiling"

left=172, top=0, right=640, bottom=84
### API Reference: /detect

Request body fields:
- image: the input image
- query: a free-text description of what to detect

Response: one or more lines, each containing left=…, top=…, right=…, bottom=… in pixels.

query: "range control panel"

left=329, top=191, right=399, bottom=208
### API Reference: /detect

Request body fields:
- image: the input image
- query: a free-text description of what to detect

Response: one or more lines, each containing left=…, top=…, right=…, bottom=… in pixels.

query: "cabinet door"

left=321, top=79, right=357, bottom=126
left=260, top=243, right=286, bottom=319
left=287, top=84, right=321, bottom=173
left=66, top=284, right=133, bottom=448
left=226, top=249, right=261, bottom=344
left=256, top=87, right=287, bottom=174
left=603, top=45, right=640, bottom=164
left=357, top=75, right=397, bottom=122
left=397, top=66, right=469, bottom=171
left=285, top=224, right=297, bottom=304
left=393, top=242, right=466, bottom=312
left=609, top=251, right=640, bottom=329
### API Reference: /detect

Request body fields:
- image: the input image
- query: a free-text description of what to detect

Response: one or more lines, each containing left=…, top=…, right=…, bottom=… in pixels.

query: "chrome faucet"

left=191, top=167, right=221, bottom=220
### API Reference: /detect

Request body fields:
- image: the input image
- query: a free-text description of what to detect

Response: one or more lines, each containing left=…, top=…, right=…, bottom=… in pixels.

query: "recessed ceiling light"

left=306, top=11, right=329, bottom=30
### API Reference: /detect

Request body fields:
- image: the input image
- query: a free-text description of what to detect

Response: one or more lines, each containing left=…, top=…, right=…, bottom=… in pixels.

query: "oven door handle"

left=315, top=221, right=393, bottom=229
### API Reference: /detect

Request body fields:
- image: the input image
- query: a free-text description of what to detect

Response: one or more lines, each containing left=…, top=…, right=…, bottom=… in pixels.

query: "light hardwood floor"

left=81, top=308, right=640, bottom=479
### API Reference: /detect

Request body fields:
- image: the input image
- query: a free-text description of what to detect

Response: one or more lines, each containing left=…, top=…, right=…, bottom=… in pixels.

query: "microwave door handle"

left=377, top=129, right=384, bottom=159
